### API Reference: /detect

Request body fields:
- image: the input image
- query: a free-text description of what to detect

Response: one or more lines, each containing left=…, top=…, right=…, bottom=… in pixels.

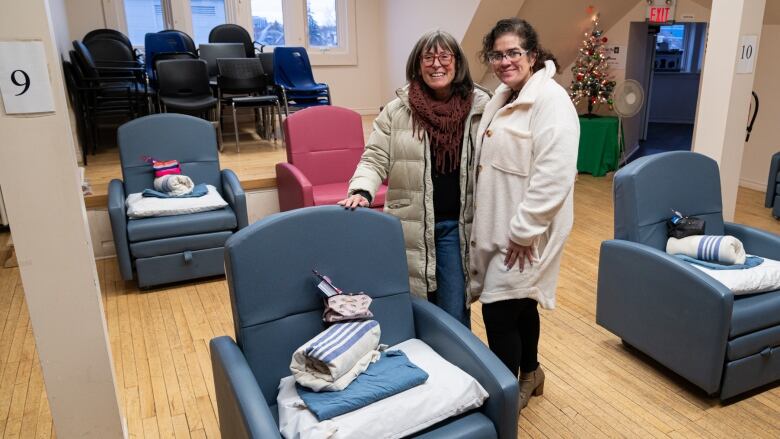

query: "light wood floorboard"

left=1, top=175, right=779, bottom=437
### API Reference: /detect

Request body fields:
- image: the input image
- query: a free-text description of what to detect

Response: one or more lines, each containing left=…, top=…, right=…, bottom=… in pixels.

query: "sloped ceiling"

left=462, top=0, right=639, bottom=85
left=689, top=0, right=780, bottom=24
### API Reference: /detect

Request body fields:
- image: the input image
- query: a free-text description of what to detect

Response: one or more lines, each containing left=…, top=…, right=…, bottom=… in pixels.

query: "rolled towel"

left=153, top=174, right=194, bottom=196
left=666, top=235, right=746, bottom=265
left=290, top=320, right=381, bottom=392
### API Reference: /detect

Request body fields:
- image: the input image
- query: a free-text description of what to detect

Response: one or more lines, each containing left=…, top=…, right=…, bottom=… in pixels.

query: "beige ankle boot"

left=518, top=366, right=545, bottom=411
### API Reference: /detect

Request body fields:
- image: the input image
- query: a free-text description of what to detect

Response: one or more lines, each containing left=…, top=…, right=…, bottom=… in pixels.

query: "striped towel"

left=666, top=235, right=747, bottom=265
left=290, top=320, right=381, bottom=392
left=151, top=159, right=181, bottom=177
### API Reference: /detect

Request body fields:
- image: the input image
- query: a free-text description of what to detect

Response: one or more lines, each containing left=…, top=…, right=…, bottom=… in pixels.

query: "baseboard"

left=739, top=177, right=766, bottom=192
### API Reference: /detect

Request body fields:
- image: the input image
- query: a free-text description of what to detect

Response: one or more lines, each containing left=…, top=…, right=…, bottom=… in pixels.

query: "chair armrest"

left=411, top=298, right=518, bottom=439
left=222, top=169, right=248, bottom=230
left=766, top=152, right=780, bottom=207
left=210, top=337, right=282, bottom=439
left=275, top=163, right=314, bottom=212
left=108, top=179, right=133, bottom=281
left=725, top=222, right=780, bottom=260
left=596, top=240, right=733, bottom=394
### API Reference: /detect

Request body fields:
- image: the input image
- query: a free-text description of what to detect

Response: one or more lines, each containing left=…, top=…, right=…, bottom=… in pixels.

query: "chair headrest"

left=613, top=151, right=724, bottom=249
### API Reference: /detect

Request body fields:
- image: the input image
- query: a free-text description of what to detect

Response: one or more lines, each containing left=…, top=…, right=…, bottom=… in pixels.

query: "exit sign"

left=646, top=0, right=676, bottom=24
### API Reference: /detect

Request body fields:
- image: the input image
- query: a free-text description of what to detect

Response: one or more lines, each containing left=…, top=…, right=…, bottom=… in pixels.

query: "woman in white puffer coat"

left=470, top=18, right=579, bottom=411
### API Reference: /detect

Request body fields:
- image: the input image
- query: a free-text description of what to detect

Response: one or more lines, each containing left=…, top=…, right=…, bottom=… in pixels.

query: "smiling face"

left=491, top=34, right=536, bottom=91
left=420, top=44, right=456, bottom=100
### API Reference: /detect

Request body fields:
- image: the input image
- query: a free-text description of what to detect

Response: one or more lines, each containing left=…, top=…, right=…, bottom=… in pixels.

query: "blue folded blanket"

left=296, top=350, right=429, bottom=421
left=676, top=254, right=764, bottom=270
left=142, top=183, right=208, bottom=198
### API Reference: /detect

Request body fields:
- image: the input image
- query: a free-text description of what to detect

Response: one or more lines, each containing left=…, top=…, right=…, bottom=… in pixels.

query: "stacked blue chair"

left=210, top=206, right=519, bottom=438
left=597, top=151, right=780, bottom=399
left=273, top=46, right=331, bottom=115
left=144, top=31, right=194, bottom=88
left=108, top=114, right=247, bottom=288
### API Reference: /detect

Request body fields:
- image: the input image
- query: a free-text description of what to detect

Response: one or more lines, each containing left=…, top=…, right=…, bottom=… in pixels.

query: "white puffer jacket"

left=348, top=85, right=491, bottom=299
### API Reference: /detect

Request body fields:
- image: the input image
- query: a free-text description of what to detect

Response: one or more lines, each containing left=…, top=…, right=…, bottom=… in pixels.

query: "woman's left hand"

left=505, top=240, right=534, bottom=271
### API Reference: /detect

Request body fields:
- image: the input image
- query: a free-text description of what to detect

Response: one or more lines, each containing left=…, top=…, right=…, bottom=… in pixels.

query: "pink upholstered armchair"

left=276, top=106, right=387, bottom=211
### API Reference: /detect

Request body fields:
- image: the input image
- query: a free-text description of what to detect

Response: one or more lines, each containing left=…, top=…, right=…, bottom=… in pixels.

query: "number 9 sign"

left=0, top=41, right=55, bottom=114
left=10, top=70, right=30, bottom=96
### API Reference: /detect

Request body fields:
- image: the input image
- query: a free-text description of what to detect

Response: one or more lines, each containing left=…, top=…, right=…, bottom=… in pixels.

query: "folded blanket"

left=153, top=174, right=194, bottom=196
left=143, top=183, right=207, bottom=199
left=675, top=254, right=764, bottom=270
left=291, top=320, right=381, bottom=392
left=666, top=235, right=746, bottom=265
left=296, top=350, right=429, bottom=421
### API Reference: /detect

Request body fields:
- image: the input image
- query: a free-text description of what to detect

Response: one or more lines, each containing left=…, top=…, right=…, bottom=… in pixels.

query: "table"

left=577, top=115, right=621, bottom=177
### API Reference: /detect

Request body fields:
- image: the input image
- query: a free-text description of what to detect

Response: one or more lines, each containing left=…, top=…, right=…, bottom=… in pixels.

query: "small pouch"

left=323, top=293, right=374, bottom=323
left=313, top=269, right=373, bottom=323
left=667, top=210, right=705, bottom=239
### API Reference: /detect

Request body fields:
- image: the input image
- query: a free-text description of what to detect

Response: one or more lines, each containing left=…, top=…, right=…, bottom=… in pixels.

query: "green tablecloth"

left=577, top=115, right=620, bottom=177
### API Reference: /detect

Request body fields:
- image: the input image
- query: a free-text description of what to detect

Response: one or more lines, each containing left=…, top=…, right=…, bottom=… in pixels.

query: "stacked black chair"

left=208, top=24, right=257, bottom=58
left=70, top=40, right=148, bottom=158
left=156, top=58, right=221, bottom=146
left=198, top=43, right=246, bottom=86
left=217, top=58, right=283, bottom=152
left=83, top=28, right=140, bottom=62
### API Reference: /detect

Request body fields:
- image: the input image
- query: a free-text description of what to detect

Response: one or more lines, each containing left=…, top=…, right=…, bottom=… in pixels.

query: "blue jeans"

left=429, top=220, right=471, bottom=328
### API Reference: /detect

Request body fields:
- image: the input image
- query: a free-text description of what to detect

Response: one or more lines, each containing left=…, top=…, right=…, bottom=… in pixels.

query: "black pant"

left=482, top=298, right=540, bottom=376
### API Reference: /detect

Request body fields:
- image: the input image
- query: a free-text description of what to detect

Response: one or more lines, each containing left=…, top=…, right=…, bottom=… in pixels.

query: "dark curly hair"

left=405, top=30, right=474, bottom=99
left=479, top=18, right=559, bottom=73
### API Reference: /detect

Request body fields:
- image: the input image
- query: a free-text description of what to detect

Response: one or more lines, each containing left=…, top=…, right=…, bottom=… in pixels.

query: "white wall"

left=740, top=24, right=780, bottom=190
left=378, top=0, right=479, bottom=102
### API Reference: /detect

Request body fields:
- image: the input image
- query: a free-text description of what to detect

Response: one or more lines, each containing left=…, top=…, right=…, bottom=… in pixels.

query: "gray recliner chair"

left=766, top=152, right=780, bottom=219
left=597, top=151, right=780, bottom=400
left=210, top=206, right=519, bottom=439
left=108, top=113, right=248, bottom=287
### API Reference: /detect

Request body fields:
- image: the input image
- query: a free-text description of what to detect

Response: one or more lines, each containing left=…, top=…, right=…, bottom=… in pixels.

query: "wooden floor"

left=1, top=176, right=780, bottom=438
left=82, top=115, right=378, bottom=208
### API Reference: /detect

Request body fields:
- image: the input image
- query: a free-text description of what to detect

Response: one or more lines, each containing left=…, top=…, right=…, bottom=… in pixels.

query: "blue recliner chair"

left=766, top=152, right=780, bottom=219
left=597, top=151, right=780, bottom=400
left=210, top=206, right=518, bottom=438
left=108, top=114, right=248, bottom=288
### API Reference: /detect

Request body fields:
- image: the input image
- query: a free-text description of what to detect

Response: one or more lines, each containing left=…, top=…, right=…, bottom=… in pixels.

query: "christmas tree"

left=569, top=13, right=616, bottom=116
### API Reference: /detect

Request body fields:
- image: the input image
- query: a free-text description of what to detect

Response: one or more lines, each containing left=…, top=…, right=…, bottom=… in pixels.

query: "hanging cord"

left=746, top=91, right=759, bottom=142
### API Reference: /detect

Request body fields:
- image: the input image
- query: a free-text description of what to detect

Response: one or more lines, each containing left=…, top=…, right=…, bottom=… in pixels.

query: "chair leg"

left=276, top=100, right=285, bottom=146
left=232, top=103, right=240, bottom=153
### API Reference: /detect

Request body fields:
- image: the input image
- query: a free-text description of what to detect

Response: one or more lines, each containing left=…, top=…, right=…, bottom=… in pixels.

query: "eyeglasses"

left=487, top=49, right=527, bottom=64
left=421, top=52, right=454, bottom=67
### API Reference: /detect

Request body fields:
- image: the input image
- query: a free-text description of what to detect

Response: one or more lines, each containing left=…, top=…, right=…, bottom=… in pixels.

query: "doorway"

left=624, top=21, right=708, bottom=163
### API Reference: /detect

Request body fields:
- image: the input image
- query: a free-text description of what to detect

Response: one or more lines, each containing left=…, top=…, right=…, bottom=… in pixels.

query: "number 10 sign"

left=0, top=41, right=55, bottom=114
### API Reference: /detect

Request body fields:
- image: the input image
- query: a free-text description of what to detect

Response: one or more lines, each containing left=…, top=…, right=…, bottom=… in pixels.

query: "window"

left=306, top=0, right=338, bottom=48
left=251, top=0, right=285, bottom=46
left=123, top=0, right=166, bottom=46
left=191, top=0, right=226, bottom=45
left=656, top=24, right=685, bottom=52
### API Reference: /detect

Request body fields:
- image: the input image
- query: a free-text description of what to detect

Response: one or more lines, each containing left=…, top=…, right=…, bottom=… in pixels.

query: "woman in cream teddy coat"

left=470, top=18, right=579, bottom=411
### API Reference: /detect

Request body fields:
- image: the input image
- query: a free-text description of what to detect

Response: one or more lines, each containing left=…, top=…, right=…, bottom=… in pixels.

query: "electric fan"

left=612, top=79, right=645, bottom=164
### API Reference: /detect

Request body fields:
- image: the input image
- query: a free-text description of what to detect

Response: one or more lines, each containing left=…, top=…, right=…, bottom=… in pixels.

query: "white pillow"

left=688, top=256, right=780, bottom=295
left=277, top=338, right=489, bottom=439
left=125, top=184, right=228, bottom=219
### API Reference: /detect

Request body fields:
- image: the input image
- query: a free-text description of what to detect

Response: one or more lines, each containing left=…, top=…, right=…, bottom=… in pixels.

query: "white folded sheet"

left=125, top=184, right=227, bottom=218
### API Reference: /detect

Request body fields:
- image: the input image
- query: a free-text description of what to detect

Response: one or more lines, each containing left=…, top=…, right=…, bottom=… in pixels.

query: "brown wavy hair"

left=479, top=18, right=560, bottom=73
left=405, top=30, right=474, bottom=99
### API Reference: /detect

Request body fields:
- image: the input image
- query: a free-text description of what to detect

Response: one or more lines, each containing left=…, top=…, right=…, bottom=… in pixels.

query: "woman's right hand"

left=337, top=194, right=369, bottom=210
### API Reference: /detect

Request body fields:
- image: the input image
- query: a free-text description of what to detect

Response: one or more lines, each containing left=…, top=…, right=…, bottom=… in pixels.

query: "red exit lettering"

left=650, top=7, right=670, bottom=23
